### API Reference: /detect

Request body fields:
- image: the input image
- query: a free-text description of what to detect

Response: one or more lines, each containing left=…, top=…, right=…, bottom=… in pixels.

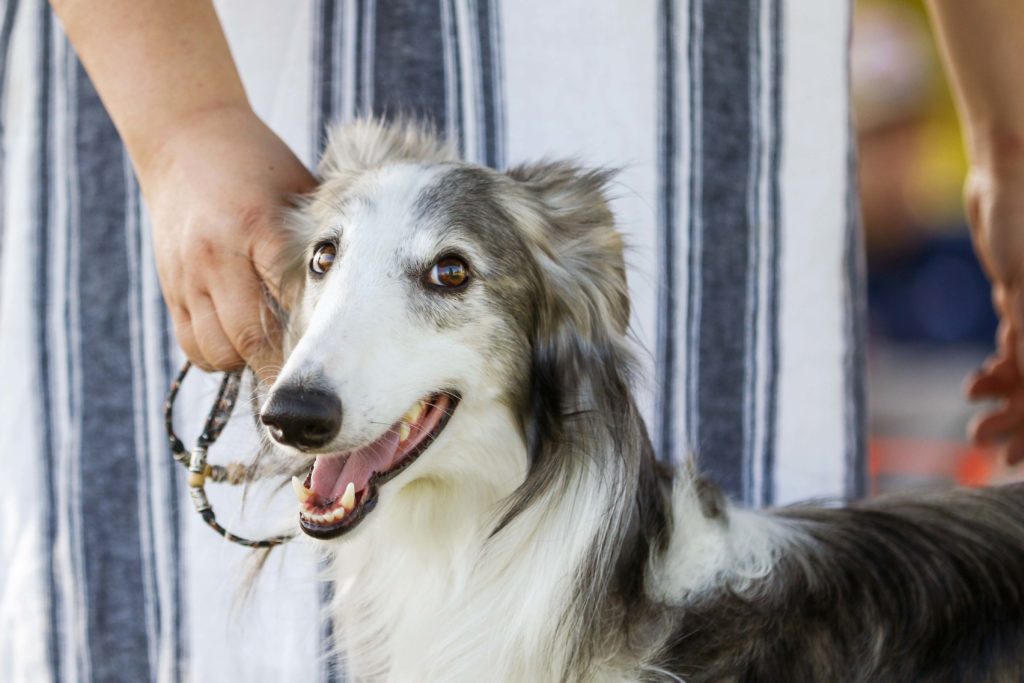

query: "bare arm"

left=926, top=1, right=1024, bottom=173
left=926, top=0, right=1024, bottom=461
left=51, top=0, right=316, bottom=374
left=52, top=0, right=247, bottom=173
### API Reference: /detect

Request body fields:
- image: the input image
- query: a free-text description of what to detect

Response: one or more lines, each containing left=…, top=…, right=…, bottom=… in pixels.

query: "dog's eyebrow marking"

left=412, top=167, right=527, bottom=267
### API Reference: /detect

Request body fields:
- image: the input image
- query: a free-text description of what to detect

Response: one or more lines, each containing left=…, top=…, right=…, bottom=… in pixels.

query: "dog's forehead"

left=341, top=164, right=444, bottom=243
left=342, top=163, right=522, bottom=261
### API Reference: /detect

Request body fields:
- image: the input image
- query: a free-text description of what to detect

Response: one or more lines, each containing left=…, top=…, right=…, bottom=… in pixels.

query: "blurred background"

left=854, top=0, right=1023, bottom=493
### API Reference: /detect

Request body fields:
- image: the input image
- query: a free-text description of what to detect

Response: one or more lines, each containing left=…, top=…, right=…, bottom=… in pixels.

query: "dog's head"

left=261, top=119, right=632, bottom=541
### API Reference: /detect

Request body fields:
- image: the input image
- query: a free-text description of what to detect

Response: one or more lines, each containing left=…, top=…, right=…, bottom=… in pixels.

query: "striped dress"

left=0, top=0, right=861, bottom=680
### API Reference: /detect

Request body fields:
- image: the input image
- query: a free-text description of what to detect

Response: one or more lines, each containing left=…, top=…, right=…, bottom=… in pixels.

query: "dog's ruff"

left=262, top=118, right=1024, bottom=682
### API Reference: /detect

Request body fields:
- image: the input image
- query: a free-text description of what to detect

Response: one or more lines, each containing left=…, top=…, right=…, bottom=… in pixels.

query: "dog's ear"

left=497, top=161, right=643, bottom=526
left=319, top=117, right=458, bottom=182
left=506, top=161, right=630, bottom=335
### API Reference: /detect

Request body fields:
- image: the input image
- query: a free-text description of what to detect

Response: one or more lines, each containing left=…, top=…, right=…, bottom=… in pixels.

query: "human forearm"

left=50, top=0, right=249, bottom=175
left=926, top=0, right=1024, bottom=171
left=51, top=0, right=315, bottom=372
left=931, top=1, right=1024, bottom=454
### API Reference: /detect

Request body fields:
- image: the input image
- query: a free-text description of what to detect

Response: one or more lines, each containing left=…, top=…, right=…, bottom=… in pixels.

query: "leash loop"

left=165, top=361, right=292, bottom=549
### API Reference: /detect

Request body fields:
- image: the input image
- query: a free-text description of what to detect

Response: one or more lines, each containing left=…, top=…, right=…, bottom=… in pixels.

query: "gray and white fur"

left=261, top=118, right=1024, bottom=682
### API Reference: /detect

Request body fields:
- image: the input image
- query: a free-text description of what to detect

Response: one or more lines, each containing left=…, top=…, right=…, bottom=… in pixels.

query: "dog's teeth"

left=405, top=401, right=425, bottom=425
left=328, top=506, right=347, bottom=523
left=291, top=476, right=314, bottom=504
left=341, top=482, right=356, bottom=511
left=400, top=401, right=425, bottom=442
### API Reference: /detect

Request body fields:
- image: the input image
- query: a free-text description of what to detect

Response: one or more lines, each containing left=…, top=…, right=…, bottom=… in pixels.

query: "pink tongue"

left=310, top=428, right=401, bottom=502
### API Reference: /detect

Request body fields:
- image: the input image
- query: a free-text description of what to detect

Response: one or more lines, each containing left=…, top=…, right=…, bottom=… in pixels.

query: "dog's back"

left=654, top=483, right=1024, bottom=682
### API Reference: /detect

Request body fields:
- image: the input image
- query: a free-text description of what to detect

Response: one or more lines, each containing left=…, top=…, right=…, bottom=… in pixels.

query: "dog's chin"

left=289, top=392, right=460, bottom=540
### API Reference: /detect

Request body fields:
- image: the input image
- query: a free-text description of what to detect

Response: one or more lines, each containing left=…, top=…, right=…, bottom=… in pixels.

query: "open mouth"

left=290, top=392, right=459, bottom=539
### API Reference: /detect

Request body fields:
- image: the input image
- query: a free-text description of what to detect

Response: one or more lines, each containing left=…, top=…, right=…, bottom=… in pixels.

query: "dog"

left=258, top=118, right=1024, bottom=682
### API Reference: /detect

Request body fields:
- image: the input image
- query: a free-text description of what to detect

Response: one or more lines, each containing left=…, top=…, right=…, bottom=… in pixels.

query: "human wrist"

left=966, top=123, right=1024, bottom=181
left=128, top=99, right=255, bottom=188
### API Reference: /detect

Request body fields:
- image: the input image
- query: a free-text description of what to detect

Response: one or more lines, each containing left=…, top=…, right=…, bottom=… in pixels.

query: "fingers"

left=159, top=217, right=288, bottom=374
left=1005, top=432, right=1024, bottom=466
left=169, top=302, right=205, bottom=370
left=176, top=280, right=283, bottom=374
left=965, top=354, right=1019, bottom=400
left=185, top=291, right=245, bottom=371
left=166, top=281, right=247, bottom=372
left=965, top=318, right=1020, bottom=398
left=970, top=391, right=1024, bottom=444
left=248, top=217, right=293, bottom=310
left=209, top=265, right=284, bottom=377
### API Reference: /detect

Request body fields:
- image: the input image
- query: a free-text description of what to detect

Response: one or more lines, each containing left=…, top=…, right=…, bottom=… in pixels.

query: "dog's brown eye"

left=427, top=257, right=469, bottom=289
left=310, top=243, right=336, bottom=275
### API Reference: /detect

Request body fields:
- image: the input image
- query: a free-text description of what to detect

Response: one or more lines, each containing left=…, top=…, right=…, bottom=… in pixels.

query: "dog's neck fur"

left=323, top=394, right=777, bottom=682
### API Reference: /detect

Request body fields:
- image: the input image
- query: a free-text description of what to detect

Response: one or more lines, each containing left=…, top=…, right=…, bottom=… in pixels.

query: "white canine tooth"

left=400, top=401, right=425, bottom=442
left=405, top=401, right=425, bottom=425
left=341, top=482, right=356, bottom=511
left=291, top=476, right=314, bottom=504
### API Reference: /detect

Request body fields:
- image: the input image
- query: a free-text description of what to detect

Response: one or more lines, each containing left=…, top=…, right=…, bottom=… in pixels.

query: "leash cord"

left=165, top=361, right=293, bottom=549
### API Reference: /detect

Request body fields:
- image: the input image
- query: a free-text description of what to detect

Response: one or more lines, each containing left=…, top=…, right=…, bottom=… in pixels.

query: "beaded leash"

left=165, top=361, right=293, bottom=548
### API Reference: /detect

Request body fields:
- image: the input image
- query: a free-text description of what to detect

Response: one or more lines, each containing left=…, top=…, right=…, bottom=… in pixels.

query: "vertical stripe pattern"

left=654, top=0, right=678, bottom=466
left=26, top=13, right=181, bottom=677
left=762, top=0, right=783, bottom=506
left=71, top=53, right=153, bottom=682
left=746, top=0, right=783, bottom=507
left=125, top=162, right=187, bottom=680
left=694, top=0, right=755, bottom=501
left=843, top=0, right=867, bottom=498
left=372, top=1, right=447, bottom=128
left=0, top=0, right=20, bottom=273
left=33, top=3, right=62, bottom=679
left=474, top=0, right=504, bottom=167
left=658, top=0, right=785, bottom=504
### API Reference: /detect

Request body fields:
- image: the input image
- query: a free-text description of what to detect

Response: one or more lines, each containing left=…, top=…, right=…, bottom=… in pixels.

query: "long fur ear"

left=499, top=161, right=639, bottom=510
left=498, top=161, right=670, bottom=678
left=506, top=162, right=630, bottom=335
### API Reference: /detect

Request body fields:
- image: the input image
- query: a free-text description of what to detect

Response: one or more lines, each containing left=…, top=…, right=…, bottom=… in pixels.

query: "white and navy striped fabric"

left=0, top=0, right=862, bottom=680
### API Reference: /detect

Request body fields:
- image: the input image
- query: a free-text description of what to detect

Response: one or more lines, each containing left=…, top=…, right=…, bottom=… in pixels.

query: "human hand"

left=963, top=162, right=1024, bottom=463
left=137, top=104, right=316, bottom=375
left=966, top=320, right=1024, bottom=463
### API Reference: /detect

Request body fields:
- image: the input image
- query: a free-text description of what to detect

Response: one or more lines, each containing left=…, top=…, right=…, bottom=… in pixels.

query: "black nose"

left=260, top=386, right=342, bottom=450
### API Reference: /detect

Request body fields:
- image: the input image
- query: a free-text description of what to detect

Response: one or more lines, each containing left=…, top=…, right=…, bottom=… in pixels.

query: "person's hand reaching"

left=963, top=162, right=1024, bottom=463
left=966, top=320, right=1024, bottom=463
left=137, top=104, right=316, bottom=375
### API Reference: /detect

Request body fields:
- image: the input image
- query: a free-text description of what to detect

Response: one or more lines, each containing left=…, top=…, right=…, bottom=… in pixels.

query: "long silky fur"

left=267, top=118, right=1024, bottom=682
